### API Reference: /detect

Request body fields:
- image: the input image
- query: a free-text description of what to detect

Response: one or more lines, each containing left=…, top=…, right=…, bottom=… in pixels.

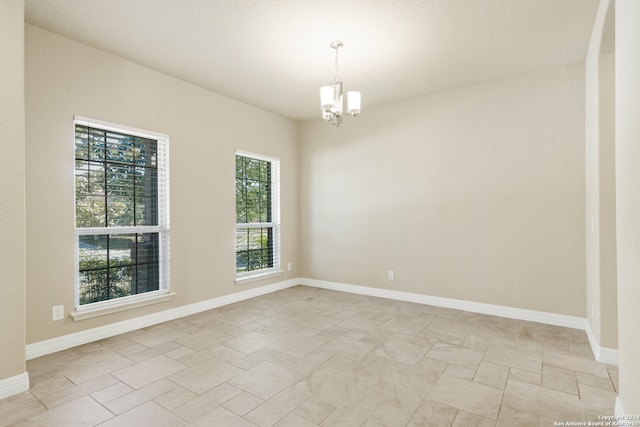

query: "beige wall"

left=0, top=0, right=27, bottom=382
left=598, top=51, right=617, bottom=350
left=12, top=2, right=638, bottom=409
left=24, top=25, right=299, bottom=344
left=585, top=0, right=618, bottom=351
left=299, top=63, right=586, bottom=317
left=616, top=0, right=640, bottom=415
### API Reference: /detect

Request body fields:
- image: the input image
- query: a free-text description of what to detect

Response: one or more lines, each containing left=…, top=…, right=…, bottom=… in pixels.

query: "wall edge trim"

left=26, top=279, right=299, bottom=360
left=585, top=319, right=620, bottom=365
left=0, top=372, right=29, bottom=400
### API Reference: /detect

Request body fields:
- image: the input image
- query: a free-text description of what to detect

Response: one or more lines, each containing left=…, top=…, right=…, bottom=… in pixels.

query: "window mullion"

left=133, top=148, right=137, bottom=228
left=103, top=129, right=108, bottom=228
left=106, top=234, right=111, bottom=301
left=266, top=163, right=272, bottom=223
left=235, top=222, right=274, bottom=229
left=76, top=226, right=164, bottom=235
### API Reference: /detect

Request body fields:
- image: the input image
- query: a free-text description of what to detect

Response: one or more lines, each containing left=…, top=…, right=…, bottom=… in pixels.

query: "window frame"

left=235, top=150, right=282, bottom=284
left=73, top=116, right=171, bottom=315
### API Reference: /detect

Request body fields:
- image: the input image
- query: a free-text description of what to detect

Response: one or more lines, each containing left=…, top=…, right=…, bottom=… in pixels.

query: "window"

left=74, top=117, right=169, bottom=309
left=235, top=151, right=281, bottom=282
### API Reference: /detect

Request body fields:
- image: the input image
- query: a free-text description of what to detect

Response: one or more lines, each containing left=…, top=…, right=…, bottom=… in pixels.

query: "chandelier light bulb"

left=347, top=91, right=361, bottom=116
left=320, top=86, right=335, bottom=109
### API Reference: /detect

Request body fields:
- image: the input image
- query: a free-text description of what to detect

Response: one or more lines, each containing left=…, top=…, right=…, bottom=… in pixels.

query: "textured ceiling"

left=24, top=0, right=599, bottom=121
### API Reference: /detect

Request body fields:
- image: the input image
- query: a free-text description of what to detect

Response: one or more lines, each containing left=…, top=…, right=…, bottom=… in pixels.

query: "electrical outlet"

left=287, top=262, right=292, bottom=271
left=52, top=305, right=64, bottom=321
left=387, top=270, right=395, bottom=281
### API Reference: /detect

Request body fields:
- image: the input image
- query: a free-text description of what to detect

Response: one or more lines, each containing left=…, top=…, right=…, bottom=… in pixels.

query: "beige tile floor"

left=0, top=285, right=618, bottom=426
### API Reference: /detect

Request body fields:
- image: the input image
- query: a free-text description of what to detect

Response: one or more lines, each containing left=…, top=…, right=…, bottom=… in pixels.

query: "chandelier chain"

left=334, top=46, right=340, bottom=82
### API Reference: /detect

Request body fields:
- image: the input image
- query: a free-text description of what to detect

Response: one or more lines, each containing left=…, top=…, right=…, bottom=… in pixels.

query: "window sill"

left=70, top=292, right=176, bottom=321
left=235, top=270, right=284, bottom=285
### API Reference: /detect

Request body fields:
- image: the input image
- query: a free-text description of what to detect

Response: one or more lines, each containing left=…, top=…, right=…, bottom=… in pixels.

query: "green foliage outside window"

left=78, top=258, right=132, bottom=305
left=235, top=155, right=274, bottom=273
left=74, top=125, right=158, bottom=228
left=75, top=124, right=161, bottom=305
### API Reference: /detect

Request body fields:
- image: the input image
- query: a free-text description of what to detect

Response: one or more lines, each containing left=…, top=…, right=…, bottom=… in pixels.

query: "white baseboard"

left=0, top=372, right=29, bottom=400
left=26, top=279, right=299, bottom=360
left=616, top=397, right=625, bottom=417
left=301, top=278, right=586, bottom=330
left=615, top=398, right=640, bottom=426
left=585, top=320, right=620, bottom=365
left=27, top=276, right=610, bottom=366
left=302, top=279, right=623, bottom=364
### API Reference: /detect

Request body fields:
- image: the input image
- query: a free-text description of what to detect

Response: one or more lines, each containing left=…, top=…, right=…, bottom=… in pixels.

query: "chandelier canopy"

left=320, top=41, right=361, bottom=127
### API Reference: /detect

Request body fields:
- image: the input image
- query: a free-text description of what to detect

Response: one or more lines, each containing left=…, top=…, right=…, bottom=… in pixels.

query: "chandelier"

left=320, top=41, right=361, bottom=127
